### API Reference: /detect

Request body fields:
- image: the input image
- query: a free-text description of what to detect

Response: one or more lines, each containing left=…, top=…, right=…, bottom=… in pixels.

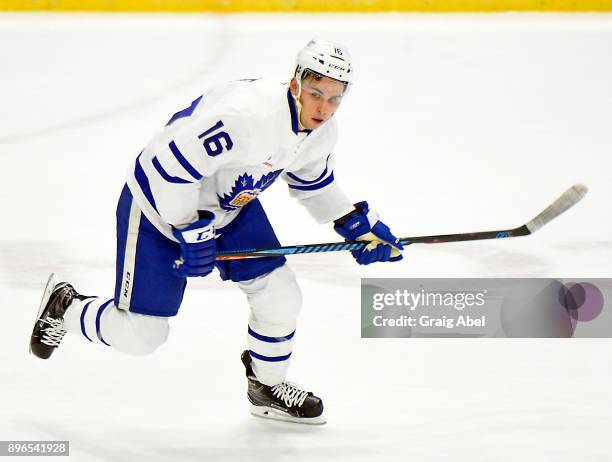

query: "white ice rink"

left=2, top=12, right=612, bottom=461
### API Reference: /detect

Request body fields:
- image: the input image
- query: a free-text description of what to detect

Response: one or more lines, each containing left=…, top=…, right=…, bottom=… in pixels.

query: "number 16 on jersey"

left=198, top=121, right=234, bottom=157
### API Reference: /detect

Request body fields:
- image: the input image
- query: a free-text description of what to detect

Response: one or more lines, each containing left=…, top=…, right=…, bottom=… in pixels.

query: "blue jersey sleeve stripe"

left=95, top=299, right=114, bottom=347
left=285, top=155, right=330, bottom=185
left=134, top=154, right=159, bottom=212
left=248, top=326, right=295, bottom=343
left=152, top=156, right=192, bottom=184
left=249, top=350, right=292, bottom=362
left=169, top=141, right=203, bottom=181
left=288, top=172, right=334, bottom=191
left=80, top=300, right=94, bottom=342
left=166, top=95, right=202, bottom=126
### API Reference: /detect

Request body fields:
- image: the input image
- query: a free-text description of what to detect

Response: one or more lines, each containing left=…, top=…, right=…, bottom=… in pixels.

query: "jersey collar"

left=286, top=88, right=299, bottom=135
left=287, top=88, right=314, bottom=136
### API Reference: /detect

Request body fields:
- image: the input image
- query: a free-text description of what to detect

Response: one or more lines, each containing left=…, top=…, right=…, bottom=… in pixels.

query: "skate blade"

left=250, top=405, right=327, bottom=425
left=29, top=273, right=59, bottom=355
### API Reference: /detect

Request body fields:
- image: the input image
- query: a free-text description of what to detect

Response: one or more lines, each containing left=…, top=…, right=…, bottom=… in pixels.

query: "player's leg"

left=30, top=185, right=185, bottom=358
left=238, top=265, right=301, bottom=385
left=216, top=199, right=297, bottom=383
left=215, top=199, right=325, bottom=424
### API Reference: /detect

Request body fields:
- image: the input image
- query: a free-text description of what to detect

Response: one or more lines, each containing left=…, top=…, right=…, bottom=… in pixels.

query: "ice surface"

left=1, top=12, right=611, bottom=461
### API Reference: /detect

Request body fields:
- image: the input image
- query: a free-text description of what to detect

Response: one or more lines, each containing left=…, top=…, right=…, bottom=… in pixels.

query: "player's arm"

left=282, top=120, right=353, bottom=223
left=282, top=153, right=355, bottom=224
left=283, top=154, right=402, bottom=264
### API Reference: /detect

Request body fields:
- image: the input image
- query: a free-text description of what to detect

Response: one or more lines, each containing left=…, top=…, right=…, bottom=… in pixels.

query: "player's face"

left=291, top=76, right=345, bottom=130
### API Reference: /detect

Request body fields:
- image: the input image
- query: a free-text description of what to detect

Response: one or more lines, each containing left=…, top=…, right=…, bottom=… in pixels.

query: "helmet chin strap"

left=293, top=79, right=307, bottom=131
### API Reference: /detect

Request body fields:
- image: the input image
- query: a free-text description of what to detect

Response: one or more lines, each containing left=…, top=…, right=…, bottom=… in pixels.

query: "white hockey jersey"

left=127, top=79, right=354, bottom=240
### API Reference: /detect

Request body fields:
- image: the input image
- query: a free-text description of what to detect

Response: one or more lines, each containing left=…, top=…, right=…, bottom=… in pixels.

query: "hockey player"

left=29, top=39, right=404, bottom=425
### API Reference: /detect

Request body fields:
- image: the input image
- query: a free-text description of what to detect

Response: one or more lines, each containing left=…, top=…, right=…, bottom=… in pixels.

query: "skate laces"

left=271, top=382, right=309, bottom=408
left=39, top=317, right=67, bottom=347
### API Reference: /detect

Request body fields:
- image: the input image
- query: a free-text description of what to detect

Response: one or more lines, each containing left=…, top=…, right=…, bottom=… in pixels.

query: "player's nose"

left=319, top=102, right=331, bottom=117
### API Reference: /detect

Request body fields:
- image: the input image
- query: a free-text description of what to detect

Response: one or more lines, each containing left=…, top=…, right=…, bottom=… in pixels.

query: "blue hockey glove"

left=334, top=201, right=404, bottom=265
left=171, top=211, right=216, bottom=278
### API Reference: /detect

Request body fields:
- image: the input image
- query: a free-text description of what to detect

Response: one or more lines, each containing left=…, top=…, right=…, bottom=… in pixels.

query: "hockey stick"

left=216, top=184, right=588, bottom=261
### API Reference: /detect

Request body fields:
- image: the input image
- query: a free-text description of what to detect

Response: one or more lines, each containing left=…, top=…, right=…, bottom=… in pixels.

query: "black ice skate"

left=241, top=350, right=326, bottom=425
left=30, top=274, right=86, bottom=359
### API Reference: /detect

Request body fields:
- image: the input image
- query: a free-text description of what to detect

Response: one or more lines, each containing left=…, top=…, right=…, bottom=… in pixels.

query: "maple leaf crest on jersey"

left=218, top=170, right=283, bottom=211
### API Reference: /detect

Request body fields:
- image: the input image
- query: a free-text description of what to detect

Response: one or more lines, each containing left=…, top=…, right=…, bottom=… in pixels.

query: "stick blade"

left=525, top=184, right=588, bottom=233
